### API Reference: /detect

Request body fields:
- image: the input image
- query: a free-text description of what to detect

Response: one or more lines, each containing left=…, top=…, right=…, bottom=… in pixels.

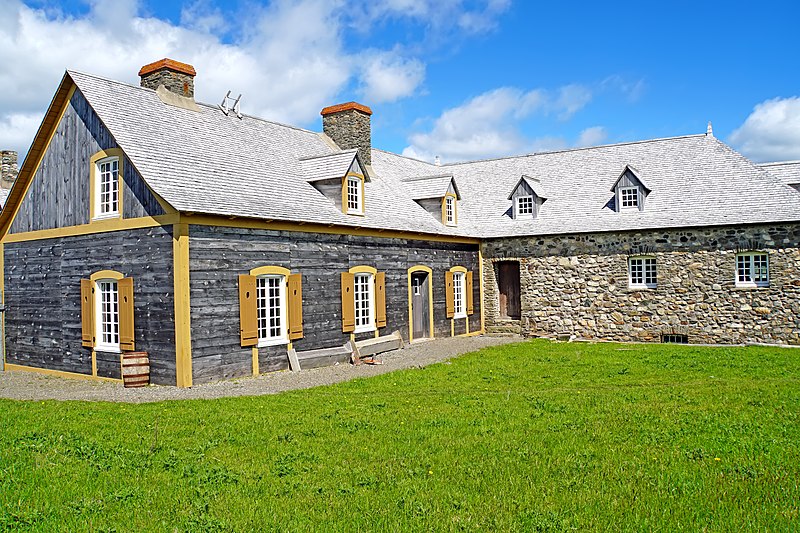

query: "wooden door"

left=411, top=272, right=430, bottom=339
left=498, top=262, right=521, bottom=319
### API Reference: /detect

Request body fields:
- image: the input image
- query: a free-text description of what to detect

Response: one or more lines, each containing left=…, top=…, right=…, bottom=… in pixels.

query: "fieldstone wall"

left=323, top=109, right=372, bottom=166
left=482, top=223, right=800, bottom=345
left=140, top=69, right=194, bottom=97
left=1, top=150, right=18, bottom=189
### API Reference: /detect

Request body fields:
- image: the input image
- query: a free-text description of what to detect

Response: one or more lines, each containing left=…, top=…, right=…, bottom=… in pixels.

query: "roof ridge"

left=372, top=148, right=440, bottom=167
left=401, top=173, right=454, bottom=182
left=67, top=69, right=322, bottom=137
left=441, top=133, right=708, bottom=167
left=298, top=149, right=357, bottom=161
left=758, top=160, right=800, bottom=167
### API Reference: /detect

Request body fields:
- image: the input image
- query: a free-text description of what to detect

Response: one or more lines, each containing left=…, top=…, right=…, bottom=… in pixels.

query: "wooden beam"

left=2, top=214, right=179, bottom=243
left=4, top=363, right=121, bottom=383
left=173, top=221, right=193, bottom=387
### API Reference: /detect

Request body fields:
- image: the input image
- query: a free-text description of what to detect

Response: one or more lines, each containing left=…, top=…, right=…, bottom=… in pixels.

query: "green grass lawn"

left=1, top=340, right=799, bottom=532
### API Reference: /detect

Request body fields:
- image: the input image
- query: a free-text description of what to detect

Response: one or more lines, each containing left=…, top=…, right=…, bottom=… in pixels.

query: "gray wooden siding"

left=188, top=225, right=480, bottom=384
left=311, top=178, right=343, bottom=211
left=416, top=197, right=442, bottom=222
left=9, top=88, right=164, bottom=234
left=4, top=227, right=176, bottom=384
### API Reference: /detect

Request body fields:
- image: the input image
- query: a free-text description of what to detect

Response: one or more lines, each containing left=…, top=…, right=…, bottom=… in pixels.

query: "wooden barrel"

left=121, top=352, right=150, bottom=388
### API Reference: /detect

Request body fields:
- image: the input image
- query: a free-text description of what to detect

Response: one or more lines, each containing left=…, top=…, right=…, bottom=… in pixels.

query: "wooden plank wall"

left=188, top=225, right=481, bottom=384
left=3, top=227, right=176, bottom=383
left=8, top=88, right=164, bottom=234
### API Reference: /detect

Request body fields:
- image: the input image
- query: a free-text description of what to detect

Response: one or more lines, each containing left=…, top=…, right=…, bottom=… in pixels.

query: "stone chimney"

left=321, top=102, right=373, bottom=166
left=139, top=58, right=197, bottom=98
left=1, top=150, right=18, bottom=190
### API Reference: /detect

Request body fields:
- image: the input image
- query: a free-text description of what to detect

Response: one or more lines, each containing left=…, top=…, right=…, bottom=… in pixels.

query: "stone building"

left=1, top=58, right=799, bottom=387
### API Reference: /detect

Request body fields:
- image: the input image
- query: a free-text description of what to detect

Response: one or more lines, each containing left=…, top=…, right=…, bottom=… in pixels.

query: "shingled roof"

left=759, top=161, right=800, bottom=187
left=9, top=69, right=800, bottom=241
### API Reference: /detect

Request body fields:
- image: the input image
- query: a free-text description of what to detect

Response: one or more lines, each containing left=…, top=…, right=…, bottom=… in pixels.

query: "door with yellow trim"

left=410, top=271, right=430, bottom=339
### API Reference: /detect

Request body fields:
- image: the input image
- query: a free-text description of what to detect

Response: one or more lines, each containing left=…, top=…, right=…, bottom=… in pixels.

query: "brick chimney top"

left=139, top=58, right=197, bottom=98
left=321, top=102, right=373, bottom=117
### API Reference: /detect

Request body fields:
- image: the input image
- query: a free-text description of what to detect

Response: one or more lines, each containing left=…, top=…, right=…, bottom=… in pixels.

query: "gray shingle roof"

left=759, top=161, right=800, bottom=186
left=402, top=174, right=461, bottom=200
left=68, top=70, right=800, bottom=240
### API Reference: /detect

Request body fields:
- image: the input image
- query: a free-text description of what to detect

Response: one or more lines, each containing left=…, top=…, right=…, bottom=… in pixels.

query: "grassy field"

left=1, top=340, right=798, bottom=532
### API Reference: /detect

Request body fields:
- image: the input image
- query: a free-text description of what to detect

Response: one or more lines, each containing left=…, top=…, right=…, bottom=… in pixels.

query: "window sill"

left=258, top=338, right=289, bottom=348
left=92, top=213, right=121, bottom=222
left=453, top=313, right=467, bottom=319
left=95, top=344, right=121, bottom=354
left=627, top=285, right=656, bottom=291
left=346, top=211, right=365, bottom=216
left=353, top=325, right=376, bottom=334
left=734, top=283, right=770, bottom=290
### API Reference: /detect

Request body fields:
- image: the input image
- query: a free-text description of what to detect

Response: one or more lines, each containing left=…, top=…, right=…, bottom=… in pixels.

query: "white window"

left=453, top=271, right=467, bottom=318
left=736, top=253, right=769, bottom=287
left=516, top=195, right=534, bottom=216
left=445, top=195, right=456, bottom=225
left=256, top=275, right=287, bottom=345
left=96, top=157, right=120, bottom=218
left=620, top=187, right=639, bottom=209
left=346, top=176, right=362, bottom=214
left=629, top=257, right=657, bottom=289
left=95, top=279, right=120, bottom=352
left=354, top=272, right=375, bottom=333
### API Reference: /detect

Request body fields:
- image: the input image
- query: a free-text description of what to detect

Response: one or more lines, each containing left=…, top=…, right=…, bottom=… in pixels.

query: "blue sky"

left=2, top=0, right=799, bottom=163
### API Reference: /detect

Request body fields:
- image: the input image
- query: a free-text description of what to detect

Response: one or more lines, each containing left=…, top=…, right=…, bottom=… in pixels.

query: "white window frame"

left=444, top=195, right=456, bottom=225
left=256, top=274, right=288, bottom=346
left=346, top=175, right=363, bottom=215
left=619, top=186, right=639, bottom=210
left=628, top=257, right=657, bottom=289
left=353, top=272, right=375, bottom=333
left=736, top=252, right=769, bottom=288
left=94, top=156, right=120, bottom=220
left=95, top=279, right=120, bottom=353
left=515, top=195, right=534, bottom=217
left=453, top=271, right=467, bottom=318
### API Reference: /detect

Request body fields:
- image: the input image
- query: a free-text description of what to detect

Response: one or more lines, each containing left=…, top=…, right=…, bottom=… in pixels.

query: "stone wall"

left=482, top=223, right=800, bottom=345
left=140, top=69, right=194, bottom=97
left=322, top=108, right=372, bottom=166
left=1, top=150, right=18, bottom=190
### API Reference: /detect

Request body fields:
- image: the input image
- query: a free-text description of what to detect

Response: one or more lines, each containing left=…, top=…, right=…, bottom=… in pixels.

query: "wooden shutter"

left=287, top=273, right=303, bottom=340
left=375, top=271, right=386, bottom=328
left=118, top=277, right=135, bottom=351
left=466, top=271, right=474, bottom=316
left=238, top=274, right=258, bottom=347
left=80, top=279, right=95, bottom=348
left=341, top=272, right=355, bottom=332
left=445, top=271, right=454, bottom=318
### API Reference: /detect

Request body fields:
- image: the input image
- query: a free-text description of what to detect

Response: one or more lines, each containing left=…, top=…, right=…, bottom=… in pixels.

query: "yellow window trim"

left=89, top=269, right=124, bottom=281
left=342, top=173, right=365, bottom=215
left=89, top=148, right=125, bottom=222
left=250, top=265, right=291, bottom=277
left=441, top=193, right=458, bottom=226
left=349, top=265, right=377, bottom=275
left=449, top=265, right=467, bottom=273
left=407, top=265, right=434, bottom=344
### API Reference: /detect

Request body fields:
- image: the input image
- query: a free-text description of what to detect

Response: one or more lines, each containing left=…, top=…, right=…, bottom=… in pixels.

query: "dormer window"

left=90, top=148, right=124, bottom=221
left=619, top=187, right=639, bottom=209
left=516, top=195, right=534, bottom=216
left=346, top=175, right=364, bottom=214
left=612, top=165, right=650, bottom=213
left=508, top=175, right=546, bottom=219
left=443, top=194, right=457, bottom=226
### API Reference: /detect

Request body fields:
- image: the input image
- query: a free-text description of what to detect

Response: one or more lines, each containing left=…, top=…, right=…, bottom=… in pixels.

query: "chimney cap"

left=139, top=58, right=197, bottom=78
left=321, top=101, right=372, bottom=117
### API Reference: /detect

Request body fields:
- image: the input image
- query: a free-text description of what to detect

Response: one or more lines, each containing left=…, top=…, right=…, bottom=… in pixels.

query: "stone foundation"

left=482, top=223, right=800, bottom=345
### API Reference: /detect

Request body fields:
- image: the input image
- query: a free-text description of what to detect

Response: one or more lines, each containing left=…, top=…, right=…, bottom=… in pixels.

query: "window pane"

left=354, top=273, right=373, bottom=328
left=620, top=187, right=638, bottom=208
left=453, top=272, right=464, bottom=315
left=257, top=275, right=285, bottom=341
left=99, top=280, right=119, bottom=346
left=347, top=177, right=361, bottom=212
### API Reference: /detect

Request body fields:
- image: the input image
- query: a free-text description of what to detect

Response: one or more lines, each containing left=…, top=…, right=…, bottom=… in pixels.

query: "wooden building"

left=2, top=59, right=800, bottom=386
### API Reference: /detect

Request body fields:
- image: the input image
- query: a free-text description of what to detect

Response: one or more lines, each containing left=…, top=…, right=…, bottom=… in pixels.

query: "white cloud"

left=0, top=0, right=431, bottom=156
left=402, top=85, right=598, bottom=162
left=359, top=51, right=425, bottom=103
left=351, top=0, right=510, bottom=35
left=0, top=113, right=42, bottom=156
left=575, top=126, right=607, bottom=147
left=729, top=97, right=800, bottom=162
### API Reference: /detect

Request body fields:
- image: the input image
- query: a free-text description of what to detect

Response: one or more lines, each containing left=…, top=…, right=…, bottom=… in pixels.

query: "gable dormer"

left=403, top=174, right=461, bottom=226
left=507, top=175, right=547, bottom=219
left=301, top=149, right=369, bottom=215
left=612, top=165, right=650, bottom=212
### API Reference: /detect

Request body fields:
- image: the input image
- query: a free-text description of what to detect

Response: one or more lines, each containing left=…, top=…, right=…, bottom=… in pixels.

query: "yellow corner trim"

left=406, top=265, right=435, bottom=344
left=449, top=265, right=467, bottom=273
left=173, top=221, right=193, bottom=388
left=89, top=148, right=125, bottom=222
left=4, top=363, right=122, bottom=383
left=250, top=265, right=291, bottom=277
left=349, top=265, right=377, bottom=275
left=2, top=214, right=179, bottom=243
left=478, top=248, right=485, bottom=334
left=90, top=269, right=124, bottom=281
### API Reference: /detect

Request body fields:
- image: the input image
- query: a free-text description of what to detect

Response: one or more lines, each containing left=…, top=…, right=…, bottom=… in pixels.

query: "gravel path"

left=0, top=335, right=521, bottom=403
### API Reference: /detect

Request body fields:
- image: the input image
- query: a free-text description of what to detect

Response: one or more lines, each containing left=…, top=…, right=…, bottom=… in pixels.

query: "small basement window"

left=662, top=333, right=688, bottom=344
